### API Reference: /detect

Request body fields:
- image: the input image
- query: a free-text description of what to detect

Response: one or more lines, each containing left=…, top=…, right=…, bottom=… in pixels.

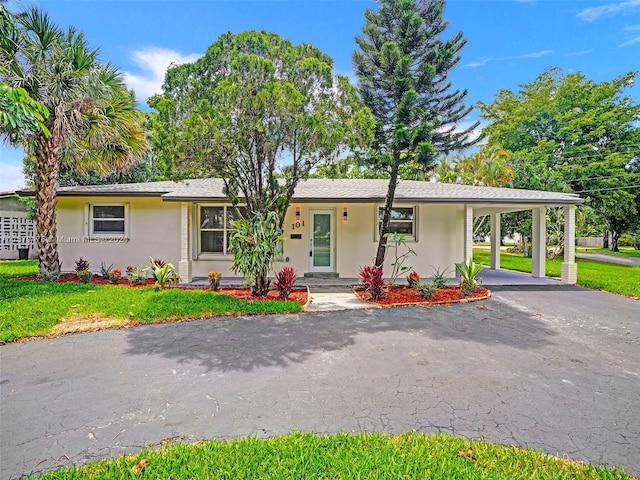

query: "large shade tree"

left=149, top=30, right=371, bottom=294
left=1, top=6, right=147, bottom=276
left=479, top=68, right=640, bottom=251
left=353, top=0, right=479, bottom=267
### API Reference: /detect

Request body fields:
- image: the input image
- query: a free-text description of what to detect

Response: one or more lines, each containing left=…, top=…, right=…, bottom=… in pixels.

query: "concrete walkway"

left=1, top=286, right=639, bottom=478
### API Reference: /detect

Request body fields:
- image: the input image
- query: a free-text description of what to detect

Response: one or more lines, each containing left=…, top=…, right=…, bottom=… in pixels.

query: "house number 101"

left=292, top=220, right=305, bottom=230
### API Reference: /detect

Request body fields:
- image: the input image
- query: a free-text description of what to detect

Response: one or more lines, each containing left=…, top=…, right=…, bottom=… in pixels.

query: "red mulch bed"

left=215, top=287, right=308, bottom=305
left=354, top=285, right=490, bottom=306
left=16, top=274, right=309, bottom=305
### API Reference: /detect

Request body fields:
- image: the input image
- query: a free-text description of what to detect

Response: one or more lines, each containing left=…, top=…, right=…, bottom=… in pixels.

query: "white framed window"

left=199, top=205, right=247, bottom=255
left=377, top=205, right=417, bottom=241
left=87, top=204, right=129, bottom=237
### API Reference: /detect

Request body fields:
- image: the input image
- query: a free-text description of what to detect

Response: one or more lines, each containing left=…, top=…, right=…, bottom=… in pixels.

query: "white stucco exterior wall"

left=56, top=196, right=181, bottom=273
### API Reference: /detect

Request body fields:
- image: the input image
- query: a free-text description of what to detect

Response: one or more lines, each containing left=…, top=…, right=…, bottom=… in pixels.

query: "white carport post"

left=561, top=204, right=578, bottom=284
left=490, top=213, right=501, bottom=270
left=463, top=205, right=474, bottom=264
left=178, top=202, right=192, bottom=283
left=531, top=206, right=546, bottom=278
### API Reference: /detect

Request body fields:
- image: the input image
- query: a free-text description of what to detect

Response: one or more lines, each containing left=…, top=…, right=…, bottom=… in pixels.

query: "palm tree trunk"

left=34, top=134, right=61, bottom=277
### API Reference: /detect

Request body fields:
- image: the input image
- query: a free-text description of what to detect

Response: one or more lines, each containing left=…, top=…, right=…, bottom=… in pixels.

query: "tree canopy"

left=149, top=31, right=371, bottom=222
left=353, top=0, right=479, bottom=266
left=479, top=68, right=640, bottom=251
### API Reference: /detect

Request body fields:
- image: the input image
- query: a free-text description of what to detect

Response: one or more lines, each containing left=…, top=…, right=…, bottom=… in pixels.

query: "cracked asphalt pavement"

left=1, top=285, right=639, bottom=478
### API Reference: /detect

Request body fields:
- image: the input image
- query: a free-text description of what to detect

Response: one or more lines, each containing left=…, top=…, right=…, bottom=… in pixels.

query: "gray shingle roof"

left=45, top=178, right=583, bottom=205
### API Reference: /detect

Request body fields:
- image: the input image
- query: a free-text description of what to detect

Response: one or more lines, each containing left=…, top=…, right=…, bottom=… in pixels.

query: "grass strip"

left=30, top=432, right=632, bottom=479
left=0, top=261, right=301, bottom=343
left=473, top=249, right=640, bottom=298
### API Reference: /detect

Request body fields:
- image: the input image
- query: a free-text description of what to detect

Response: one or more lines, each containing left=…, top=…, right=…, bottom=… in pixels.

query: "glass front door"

left=310, top=210, right=334, bottom=272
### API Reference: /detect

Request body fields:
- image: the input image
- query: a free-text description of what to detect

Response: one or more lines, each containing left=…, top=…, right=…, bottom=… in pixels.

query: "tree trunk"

left=374, top=163, right=399, bottom=268
left=34, top=135, right=62, bottom=277
left=252, top=272, right=270, bottom=296
left=603, top=229, right=609, bottom=249
left=611, top=231, right=621, bottom=252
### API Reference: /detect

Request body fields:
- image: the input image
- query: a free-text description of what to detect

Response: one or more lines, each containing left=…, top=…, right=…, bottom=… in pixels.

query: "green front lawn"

left=473, top=249, right=640, bottom=299
left=0, top=260, right=302, bottom=343
left=31, top=432, right=631, bottom=480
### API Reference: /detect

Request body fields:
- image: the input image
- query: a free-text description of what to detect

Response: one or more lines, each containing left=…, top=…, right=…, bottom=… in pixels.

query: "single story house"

left=35, top=178, right=583, bottom=284
left=0, top=192, right=37, bottom=260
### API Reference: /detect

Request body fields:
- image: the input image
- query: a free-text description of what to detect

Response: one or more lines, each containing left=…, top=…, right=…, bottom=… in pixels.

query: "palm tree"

left=0, top=7, right=146, bottom=277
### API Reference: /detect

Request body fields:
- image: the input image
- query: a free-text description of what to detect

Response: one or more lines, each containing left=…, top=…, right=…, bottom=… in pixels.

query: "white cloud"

left=566, top=49, right=595, bottom=56
left=577, top=0, right=640, bottom=22
left=625, top=24, right=640, bottom=30
left=465, top=50, right=553, bottom=68
left=123, top=47, right=201, bottom=104
left=619, top=35, right=640, bottom=46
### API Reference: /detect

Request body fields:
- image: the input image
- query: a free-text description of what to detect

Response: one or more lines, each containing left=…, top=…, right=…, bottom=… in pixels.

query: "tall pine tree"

left=353, top=0, right=478, bottom=266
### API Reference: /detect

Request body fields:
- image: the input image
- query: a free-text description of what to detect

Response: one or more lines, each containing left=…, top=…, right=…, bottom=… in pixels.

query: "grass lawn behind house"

left=473, top=249, right=640, bottom=298
left=0, top=260, right=302, bottom=343
left=30, top=432, right=632, bottom=480
left=590, top=247, right=640, bottom=258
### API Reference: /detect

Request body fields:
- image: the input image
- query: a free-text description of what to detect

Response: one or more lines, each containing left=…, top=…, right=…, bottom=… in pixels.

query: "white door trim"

left=308, top=209, right=335, bottom=273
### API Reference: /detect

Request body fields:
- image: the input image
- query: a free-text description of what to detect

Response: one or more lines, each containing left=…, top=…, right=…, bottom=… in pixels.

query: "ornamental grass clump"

left=273, top=266, right=297, bottom=299
left=359, top=265, right=386, bottom=300
left=99, top=261, right=114, bottom=278
left=430, top=266, right=449, bottom=289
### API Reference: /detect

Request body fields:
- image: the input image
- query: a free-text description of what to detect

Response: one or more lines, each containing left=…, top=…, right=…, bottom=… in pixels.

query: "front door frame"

left=308, top=209, right=335, bottom=273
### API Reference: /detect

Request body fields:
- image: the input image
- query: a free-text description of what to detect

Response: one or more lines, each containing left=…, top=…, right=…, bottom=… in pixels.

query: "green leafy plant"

left=430, top=266, right=449, bottom=289
left=383, top=233, right=416, bottom=285
left=108, top=269, right=122, bottom=284
left=407, top=271, right=420, bottom=288
left=207, top=271, right=222, bottom=290
left=229, top=211, right=283, bottom=296
left=76, top=269, right=93, bottom=284
left=126, top=264, right=147, bottom=285
left=416, top=281, right=437, bottom=299
left=74, top=257, right=90, bottom=273
left=99, top=261, right=114, bottom=278
left=145, top=258, right=180, bottom=291
left=359, top=265, right=386, bottom=300
left=455, top=259, right=483, bottom=296
left=273, top=266, right=297, bottom=299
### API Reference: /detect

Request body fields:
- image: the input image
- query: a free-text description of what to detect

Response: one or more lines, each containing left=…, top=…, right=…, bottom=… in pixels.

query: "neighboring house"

left=24, top=178, right=583, bottom=284
left=0, top=192, right=36, bottom=260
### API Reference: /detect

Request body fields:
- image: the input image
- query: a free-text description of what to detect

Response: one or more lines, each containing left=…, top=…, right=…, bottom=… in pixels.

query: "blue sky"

left=2, top=0, right=639, bottom=191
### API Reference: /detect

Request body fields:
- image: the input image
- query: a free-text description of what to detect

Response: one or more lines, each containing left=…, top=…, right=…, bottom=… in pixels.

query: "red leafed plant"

left=407, top=271, right=420, bottom=288
left=273, top=266, right=298, bottom=299
left=359, top=265, right=386, bottom=300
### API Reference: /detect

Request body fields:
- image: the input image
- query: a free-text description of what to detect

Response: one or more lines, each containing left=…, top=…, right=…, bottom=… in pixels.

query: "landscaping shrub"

left=146, top=258, right=180, bottom=290
left=273, top=265, right=297, bottom=299
left=455, top=259, right=482, bottom=296
left=76, top=269, right=93, bottom=284
left=208, top=271, right=222, bottom=290
left=359, top=265, right=386, bottom=300
left=407, top=271, right=420, bottom=288
left=416, top=281, right=437, bottom=299
left=100, top=261, right=114, bottom=278
left=126, top=264, right=147, bottom=284
left=430, top=266, right=449, bottom=289
left=74, top=256, right=90, bottom=273
left=108, top=269, right=122, bottom=284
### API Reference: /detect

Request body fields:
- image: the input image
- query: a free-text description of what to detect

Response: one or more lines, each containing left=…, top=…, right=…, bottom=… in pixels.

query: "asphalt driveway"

left=1, top=285, right=639, bottom=478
